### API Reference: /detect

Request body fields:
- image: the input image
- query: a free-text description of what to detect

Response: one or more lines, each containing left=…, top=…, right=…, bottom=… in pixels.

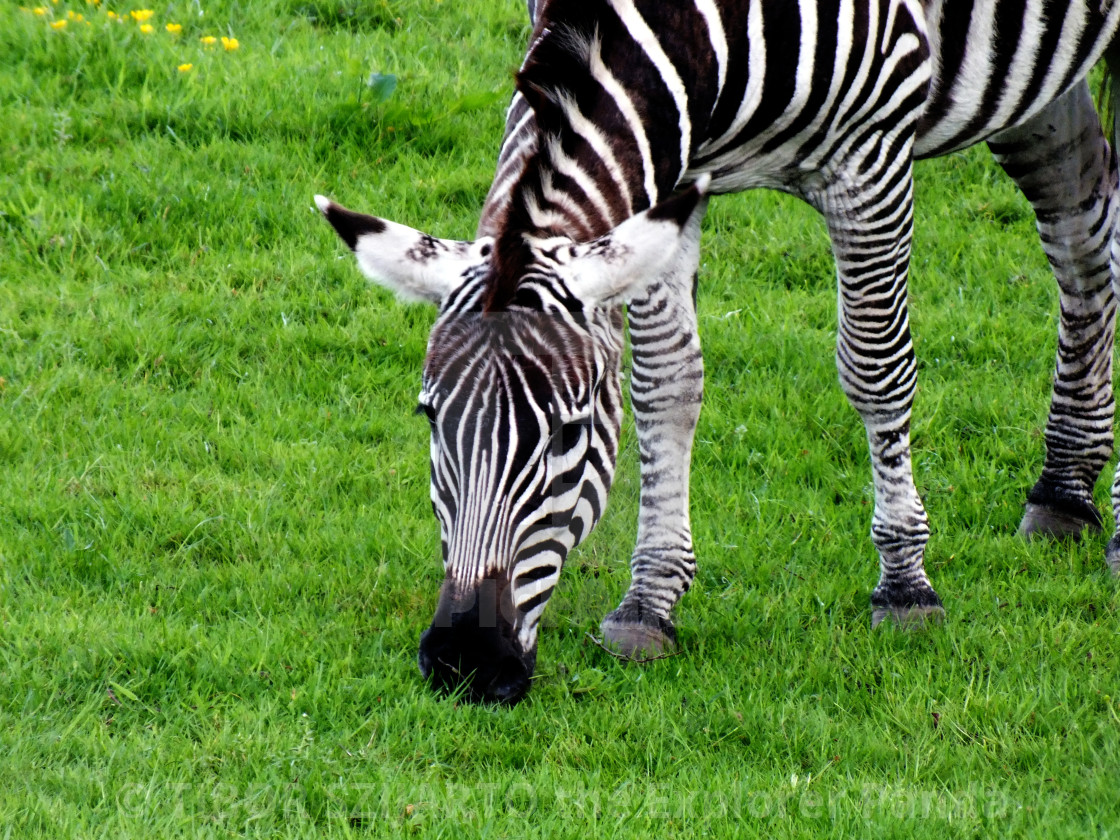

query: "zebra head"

left=314, top=180, right=706, bottom=704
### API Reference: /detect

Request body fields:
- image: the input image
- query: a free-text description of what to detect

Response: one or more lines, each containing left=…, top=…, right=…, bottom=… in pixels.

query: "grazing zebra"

left=316, top=0, right=1120, bottom=704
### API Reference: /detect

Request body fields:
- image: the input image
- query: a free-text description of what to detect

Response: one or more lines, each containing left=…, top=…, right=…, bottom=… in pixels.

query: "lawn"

left=1, top=1, right=1117, bottom=837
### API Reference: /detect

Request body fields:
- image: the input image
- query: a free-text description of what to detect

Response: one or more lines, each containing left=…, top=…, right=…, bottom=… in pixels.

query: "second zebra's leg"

left=600, top=197, right=708, bottom=657
left=988, top=82, right=1118, bottom=541
left=820, top=158, right=944, bottom=628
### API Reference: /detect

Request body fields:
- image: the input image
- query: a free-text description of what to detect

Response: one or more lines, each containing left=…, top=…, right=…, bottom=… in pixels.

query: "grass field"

left=2, top=1, right=1119, bottom=837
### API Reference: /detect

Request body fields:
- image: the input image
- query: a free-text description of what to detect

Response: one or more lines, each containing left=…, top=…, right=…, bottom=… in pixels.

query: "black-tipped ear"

left=313, top=195, right=486, bottom=304
left=314, top=195, right=386, bottom=251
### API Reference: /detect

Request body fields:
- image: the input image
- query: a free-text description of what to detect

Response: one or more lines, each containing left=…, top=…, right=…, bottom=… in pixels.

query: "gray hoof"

left=871, top=604, right=946, bottom=630
left=1020, top=502, right=1101, bottom=541
left=599, top=619, right=676, bottom=660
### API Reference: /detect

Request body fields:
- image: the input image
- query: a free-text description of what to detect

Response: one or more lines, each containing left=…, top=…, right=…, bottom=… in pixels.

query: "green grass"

left=2, top=1, right=1118, bottom=837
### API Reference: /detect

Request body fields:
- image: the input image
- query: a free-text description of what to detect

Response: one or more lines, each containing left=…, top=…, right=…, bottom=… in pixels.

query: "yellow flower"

left=66, top=9, right=83, bottom=19
left=129, top=9, right=153, bottom=22
left=165, top=22, right=181, bottom=33
left=33, top=6, right=48, bottom=14
left=200, top=35, right=217, bottom=45
left=49, top=18, right=66, bottom=28
left=177, top=63, right=193, bottom=73
left=139, top=23, right=152, bottom=33
left=107, top=10, right=117, bottom=18
left=220, top=36, right=239, bottom=51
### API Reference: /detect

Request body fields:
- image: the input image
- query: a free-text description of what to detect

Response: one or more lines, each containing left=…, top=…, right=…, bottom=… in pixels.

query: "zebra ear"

left=314, top=196, right=489, bottom=304
left=565, top=175, right=710, bottom=306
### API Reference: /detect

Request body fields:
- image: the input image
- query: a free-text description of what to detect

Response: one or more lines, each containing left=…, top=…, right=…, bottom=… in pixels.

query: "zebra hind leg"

left=988, top=82, right=1118, bottom=544
left=600, top=205, right=706, bottom=657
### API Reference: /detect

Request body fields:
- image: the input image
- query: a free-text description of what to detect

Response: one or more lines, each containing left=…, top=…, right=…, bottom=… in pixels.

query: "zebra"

left=316, top=0, right=1120, bottom=705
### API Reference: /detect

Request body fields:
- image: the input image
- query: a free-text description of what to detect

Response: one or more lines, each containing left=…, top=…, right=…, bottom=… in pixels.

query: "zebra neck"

left=480, top=0, right=727, bottom=237
left=517, top=140, right=645, bottom=242
left=478, top=143, right=636, bottom=313
left=479, top=100, right=657, bottom=248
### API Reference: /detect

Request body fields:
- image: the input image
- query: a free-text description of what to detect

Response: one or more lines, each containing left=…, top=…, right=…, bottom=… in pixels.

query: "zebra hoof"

left=870, top=604, right=946, bottom=629
left=599, top=611, right=677, bottom=659
left=1019, top=501, right=1102, bottom=541
left=1105, top=534, right=1120, bottom=575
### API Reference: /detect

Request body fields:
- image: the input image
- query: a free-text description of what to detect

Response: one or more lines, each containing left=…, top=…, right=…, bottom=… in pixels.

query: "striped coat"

left=318, top=0, right=1120, bottom=704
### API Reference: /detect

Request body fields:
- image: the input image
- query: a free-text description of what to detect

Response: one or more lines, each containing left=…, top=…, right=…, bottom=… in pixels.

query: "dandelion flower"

left=107, top=10, right=117, bottom=18
left=139, top=23, right=152, bottom=33
left=33, top=6, right=48, bottom=14
left=200, top=35, right=216, bottom=45
left=177, top=63, right=193, bottom=73
left=49, top=18, right=67, bottom=28
left=221, top=36, right=239, bottom=51
left=129, top=9, right=153, bottom=22
left=165, top=22, right=181, bottom=33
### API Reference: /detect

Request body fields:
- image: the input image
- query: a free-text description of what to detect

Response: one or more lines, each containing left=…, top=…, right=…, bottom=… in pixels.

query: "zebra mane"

left=486, top=13, right=602, bottom=312
left=517, top=19, right=599, bottom=135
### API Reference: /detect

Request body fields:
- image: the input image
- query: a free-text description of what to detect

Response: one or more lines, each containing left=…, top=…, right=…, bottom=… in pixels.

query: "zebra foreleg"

left=820, top=161, right=944, bottom=628
left=988, top=82, right=1118, bottom=543
left=600, top=202, right=707, bottom=657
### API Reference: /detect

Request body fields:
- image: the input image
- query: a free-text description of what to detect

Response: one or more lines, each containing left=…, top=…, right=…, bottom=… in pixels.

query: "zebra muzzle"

left=417, top=578, right=536, bottom=705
